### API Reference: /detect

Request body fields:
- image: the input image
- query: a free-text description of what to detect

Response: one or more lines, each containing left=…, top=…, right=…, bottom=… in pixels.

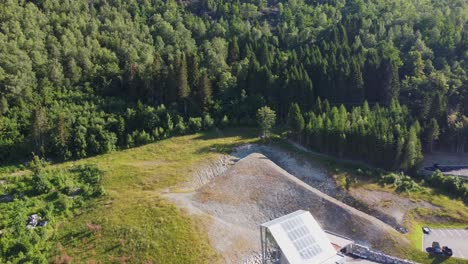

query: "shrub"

left=428, top=170, right=467, bottom=201
left=220, top=115, right=229, bottom=128
left=33, top=174, right=53, bottom=195
left=203, top=114, right=214, bottom=129
left=76, top=165, right=101, bottom=185
left=126, top=134, right=134, bottom=148
left=28, top=155, right=49, bottom=175
left=132, top=130, right=152, bottom=146
left=380, top=173, right=422, bottom=192
left=188, top=117, right=203, bottom=132
left=174, top=120, right=186, bottom=135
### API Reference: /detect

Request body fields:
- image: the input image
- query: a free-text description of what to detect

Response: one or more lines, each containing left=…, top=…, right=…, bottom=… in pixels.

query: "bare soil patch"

left=348, top=188, right=437, bottom=225
left=165, top=148, right=407, bottom=263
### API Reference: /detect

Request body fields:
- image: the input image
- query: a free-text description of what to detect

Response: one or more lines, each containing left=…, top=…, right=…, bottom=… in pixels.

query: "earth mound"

left=167, top=153, right=407, bottom=263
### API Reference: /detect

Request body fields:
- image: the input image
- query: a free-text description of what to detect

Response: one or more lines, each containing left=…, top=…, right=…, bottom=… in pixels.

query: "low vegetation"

left=1, top=129, right=257, bottom=263
left=0, top=158, right=104, bottom=262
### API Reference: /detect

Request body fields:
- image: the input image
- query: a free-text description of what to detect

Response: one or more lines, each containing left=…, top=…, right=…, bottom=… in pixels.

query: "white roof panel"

left=262, top=210, right=338, bottom=264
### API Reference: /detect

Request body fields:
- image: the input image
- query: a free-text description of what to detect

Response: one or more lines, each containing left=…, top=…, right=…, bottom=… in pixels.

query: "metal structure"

left=260, top=210, right=346, bottom=264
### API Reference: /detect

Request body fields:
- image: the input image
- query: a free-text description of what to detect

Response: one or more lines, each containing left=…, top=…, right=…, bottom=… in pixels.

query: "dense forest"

left=0, top=0, right=467, bottom=172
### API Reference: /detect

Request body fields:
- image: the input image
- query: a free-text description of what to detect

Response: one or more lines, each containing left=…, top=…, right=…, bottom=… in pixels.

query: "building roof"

left=261, top=210, right=340, bottom=264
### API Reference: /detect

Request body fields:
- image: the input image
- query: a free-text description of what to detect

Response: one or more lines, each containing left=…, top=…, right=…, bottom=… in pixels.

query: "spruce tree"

left=31, top=107, right=48, bottom=155
left=288, top=103, right=305, bottom=142
left=425, top=118, right=440, bottom=153
left=314, top=97, right=322, bottom=114
left=199, top=70, right=212, bottom=112
left=228, top=38, right=240, bottom=63
left=177, top=54, right=190, bottom=116
left=401, top=123, right=423, bottom=171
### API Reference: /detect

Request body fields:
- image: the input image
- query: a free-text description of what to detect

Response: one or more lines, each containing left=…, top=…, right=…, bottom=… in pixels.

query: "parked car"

left=442, top=246, right=453, bottom=257
left=422, top=226, right=431, bottom=234
left=432, top=241, right=442, bottom=254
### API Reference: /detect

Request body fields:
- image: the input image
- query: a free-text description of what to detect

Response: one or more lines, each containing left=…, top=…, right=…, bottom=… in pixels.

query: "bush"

left=33, top=174, right=53, bottom=195
left=188, top=117, right=203, bottom=132
left=174, top=120, right=186, bottom=135
left=380, top=173, right=422, bottom=192
left=126, top=134, right=134, bottom=148
left=131, top=130, right=152, bottom=146
left=428, top=170, right=467, bottom=201
left=220, top=115, right=229, bottom=128
left=28, top=155, right=49, bottom=175
left=75, top=165, right=102, bottom=185
left=203, top=114, right=214, bottom=129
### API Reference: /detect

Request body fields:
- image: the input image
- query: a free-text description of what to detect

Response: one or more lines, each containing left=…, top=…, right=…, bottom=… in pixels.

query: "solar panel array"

left=280, top=215, right=323, bottom=260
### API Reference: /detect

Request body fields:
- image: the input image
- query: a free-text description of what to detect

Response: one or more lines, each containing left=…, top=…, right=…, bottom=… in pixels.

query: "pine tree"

left=0, top=96, right=8, bottom=115
left=52, top=113, right=71, bottom=160
left=228, top=38, right=240, bottom=63
left=425, top=118, right=440, bottom=153
left=199, top=70, right=212, bottom=112
left=314, top=97, right=322, bottom=114
left=401, top=123, right=423, bottom=171
left=177, top=54, right=190, bottom=116
left=288, top=103, right=305, bottom=142
left=323, top=99, right=331, bottom=113
left=31, top=107, right=48, bottom=155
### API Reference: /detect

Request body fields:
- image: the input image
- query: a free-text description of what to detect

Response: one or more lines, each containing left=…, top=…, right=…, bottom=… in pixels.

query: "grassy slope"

left=277, top=140, right=468, bottom=264
left=3, top=130, right=467, bottom=263
left=43, top=129, right=257, bottom=263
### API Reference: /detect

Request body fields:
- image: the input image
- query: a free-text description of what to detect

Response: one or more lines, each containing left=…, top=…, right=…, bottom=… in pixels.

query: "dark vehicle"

left=422, top=226, right=431, bottom=234
left=442, top=246, right=453, bottom=257
left=432, top=241, right=442, bottom=254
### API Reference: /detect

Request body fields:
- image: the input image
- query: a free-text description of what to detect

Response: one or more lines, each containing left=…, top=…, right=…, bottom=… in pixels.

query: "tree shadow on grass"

left=192, top=127, right=258, bottom=141
left=59, top=230, right=91, bottom=246
left=105, top=243, right=120, bottom=253
left=193, top=129, right=260, bottom=155
left=194, top=142, right=248, bottom=155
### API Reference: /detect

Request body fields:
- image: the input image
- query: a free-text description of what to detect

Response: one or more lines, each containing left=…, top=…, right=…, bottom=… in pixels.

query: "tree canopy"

left=0, top=0, right=466, bottom=164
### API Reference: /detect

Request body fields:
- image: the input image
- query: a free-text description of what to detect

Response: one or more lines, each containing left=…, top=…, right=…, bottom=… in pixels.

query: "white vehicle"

left=422, top=226, right=431, bottom=234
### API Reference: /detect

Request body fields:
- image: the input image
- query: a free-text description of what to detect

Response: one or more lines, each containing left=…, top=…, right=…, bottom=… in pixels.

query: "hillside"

left=0, top=130, right=257, bottom=263
left=1, top=0, right=467, bottom=168
left=1, top=0, right=468, bottom=262
left=1, top=131, right=467, bottom=263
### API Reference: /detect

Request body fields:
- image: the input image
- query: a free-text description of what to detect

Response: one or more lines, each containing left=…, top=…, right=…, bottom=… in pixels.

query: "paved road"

left=422, top=228, right=468, bottom=260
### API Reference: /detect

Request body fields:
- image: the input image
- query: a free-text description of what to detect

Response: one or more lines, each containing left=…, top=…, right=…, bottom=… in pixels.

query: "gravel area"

left=348, top=188, right=438, bottom=227
left=165, top=147, right=406, bottom=263
left=232, top=144, right=341, bottom=196
left=422, top=152, right=468, bottom=177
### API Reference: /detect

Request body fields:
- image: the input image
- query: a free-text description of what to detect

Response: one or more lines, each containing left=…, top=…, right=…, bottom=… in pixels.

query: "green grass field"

left=1, top=128, right=258, bottom=263
left=52, top=129, right=259, bottom=263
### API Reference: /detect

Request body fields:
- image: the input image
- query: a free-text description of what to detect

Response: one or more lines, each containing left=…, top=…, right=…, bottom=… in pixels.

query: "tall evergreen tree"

left=198, top=70, right=212, bottom=112
left=178, top=54, right=190, bottom=116
left=31, top=107, right=48, bottom=155
left=288, top=103, right=305, bottom=142
left=425, top=118, right=440, bottom=153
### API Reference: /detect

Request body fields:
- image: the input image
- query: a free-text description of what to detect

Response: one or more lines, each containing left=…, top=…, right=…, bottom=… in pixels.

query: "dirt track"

left=165, top=146, right=408, bottom=263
